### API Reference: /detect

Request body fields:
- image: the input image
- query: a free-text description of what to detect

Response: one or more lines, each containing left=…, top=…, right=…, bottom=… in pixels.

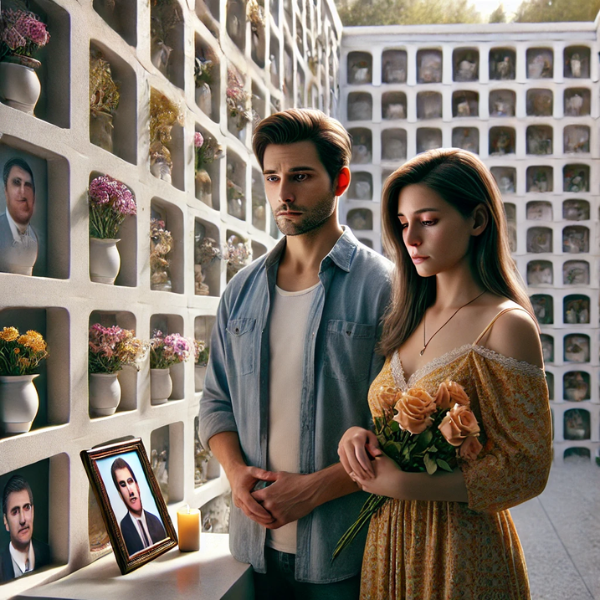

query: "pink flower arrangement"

left=0, top=8, right=50, bottom=60
left=89, top=324, right=148, bottom=374
left=194, top=131, right=204, bottom=148
left=89, top=175, right=137, bottom=239
left=194, top=131, right=222, bottom=172
left=150, top=330, right=193, bottom=369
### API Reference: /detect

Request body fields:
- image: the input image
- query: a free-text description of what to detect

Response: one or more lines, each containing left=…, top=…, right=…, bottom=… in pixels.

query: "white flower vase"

left=0, top=374, right=39, bottom=434
left=195, top=365, right=207, bottom=392
left=89, top=372, right=121, bottom=416
left=151, top=368, right=172, bottom=405
left=0, top=57, right=42, bottom=115
left=195, top=82, right=212, bottom=116
left=150, top=156, right=172, bottom=184
left=90, top=111, right=114, bottom=152
left=90, top=238, right=121, bottom=284
left=195, top=168, right=213, bottom=207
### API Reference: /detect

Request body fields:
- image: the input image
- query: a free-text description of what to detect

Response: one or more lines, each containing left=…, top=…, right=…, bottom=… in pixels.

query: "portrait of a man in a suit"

left=110, top=458, right=167, bottom=557
left=1, top=475, right=50, bottom=583
left=0, top=157, right=38, bottom=275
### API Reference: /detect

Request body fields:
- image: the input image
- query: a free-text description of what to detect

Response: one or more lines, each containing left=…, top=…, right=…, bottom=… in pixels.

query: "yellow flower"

left=0, top=327, right=19, bottom=342
left=13, top=348, right=20, bottom=354
left=18, top=331, right=47, bottom=353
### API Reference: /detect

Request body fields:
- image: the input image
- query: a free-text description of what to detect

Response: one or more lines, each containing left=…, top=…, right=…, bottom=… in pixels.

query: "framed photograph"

left=80, top=439, right=177, bottom=575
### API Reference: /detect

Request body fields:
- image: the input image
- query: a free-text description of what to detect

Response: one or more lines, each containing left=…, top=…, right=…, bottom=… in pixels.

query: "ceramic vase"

left=195, top=82, right=212, bottom=116
left=150, top=156, right=172, bottom=184
left=195, top=365, right=207, bottom=392
left=89, top=372, right=121, bottom=416
left=90, top=111, right=114, bottom=152
left=0, top=374, right=39, bottom=434
left=195, top=168, right=212, bottom=207
left=151, top=368, right=172, bottom=405
left=89, top=238, right=121, bottom=284
left=0, top=57, right=42, bottom=115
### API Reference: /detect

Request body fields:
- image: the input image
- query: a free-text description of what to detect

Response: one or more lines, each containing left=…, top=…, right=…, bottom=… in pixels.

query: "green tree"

left=488, top=4, right=507, bottom=22
left=335, top=0, right=481, bottom=26
left=514, top=0, right=600, bottom=22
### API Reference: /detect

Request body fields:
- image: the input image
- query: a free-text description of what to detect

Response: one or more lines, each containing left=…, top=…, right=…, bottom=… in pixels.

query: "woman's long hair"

left=379, top=148, right=533, bottom=357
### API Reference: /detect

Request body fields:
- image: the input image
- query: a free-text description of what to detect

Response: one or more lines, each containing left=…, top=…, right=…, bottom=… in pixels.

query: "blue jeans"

left=253, top=547, right=361, bottom=599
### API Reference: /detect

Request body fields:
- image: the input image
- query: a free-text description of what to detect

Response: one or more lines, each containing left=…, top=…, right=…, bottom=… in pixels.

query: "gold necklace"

left=420, top=291, right=486, bottom=356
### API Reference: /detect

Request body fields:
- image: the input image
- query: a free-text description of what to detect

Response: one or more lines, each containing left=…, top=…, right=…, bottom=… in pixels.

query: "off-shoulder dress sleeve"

left=461, top=349, right=553, bottom=513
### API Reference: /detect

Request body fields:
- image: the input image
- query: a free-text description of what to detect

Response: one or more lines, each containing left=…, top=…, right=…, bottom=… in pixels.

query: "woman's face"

left=397, top=183, right=479, bottom=278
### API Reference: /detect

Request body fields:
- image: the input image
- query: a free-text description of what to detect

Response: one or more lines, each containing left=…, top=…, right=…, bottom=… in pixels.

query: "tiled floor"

left=511, top=460, right=600, bottom=600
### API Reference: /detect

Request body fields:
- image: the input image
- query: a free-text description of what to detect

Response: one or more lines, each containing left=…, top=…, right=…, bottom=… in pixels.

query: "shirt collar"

left=265, top=226, right=358, bottom=274
left=5, top=210, right=34, bottom=243
left=9, top=540, right=34, bottom=575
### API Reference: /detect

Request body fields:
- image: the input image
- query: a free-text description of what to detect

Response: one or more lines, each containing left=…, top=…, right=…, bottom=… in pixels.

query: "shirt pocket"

left=323, top=320, right=375, bottom=383
left=226, top=318, right=257, bottom=376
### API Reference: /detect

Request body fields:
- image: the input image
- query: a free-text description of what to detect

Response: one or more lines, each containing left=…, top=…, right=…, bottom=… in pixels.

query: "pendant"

left=419, top=348, right=425, bottom=356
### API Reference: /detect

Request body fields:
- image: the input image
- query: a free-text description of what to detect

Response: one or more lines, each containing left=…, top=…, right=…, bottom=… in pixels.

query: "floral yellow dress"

left=361, top=310, right=553, bottom=600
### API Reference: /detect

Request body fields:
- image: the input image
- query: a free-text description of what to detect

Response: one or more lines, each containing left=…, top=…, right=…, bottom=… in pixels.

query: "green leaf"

left=389, top=420, right=400, bottom=433
left=414, top=429, right=433, bottom=451
left=424, top=453, right=437, bottom=475
left=436, top=459, right=453, bottom=472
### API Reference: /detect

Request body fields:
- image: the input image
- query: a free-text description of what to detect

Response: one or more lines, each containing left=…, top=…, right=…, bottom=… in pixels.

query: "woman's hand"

left=351, top=454, right=402, bottom=497
left=338, top=426, right=382, bottom=480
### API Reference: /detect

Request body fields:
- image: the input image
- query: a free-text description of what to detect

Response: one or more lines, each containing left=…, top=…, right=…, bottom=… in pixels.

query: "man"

left=110, top=458, right=166, bottom=556
left=200, top=109, right=392, bottom=597
left=0, top=157, right=38, bottom=275
left=1, top=475, right=50, bottom=582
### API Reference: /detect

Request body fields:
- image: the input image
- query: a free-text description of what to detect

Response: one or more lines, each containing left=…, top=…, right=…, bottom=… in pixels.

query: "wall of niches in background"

left=340, top=24, right=600, bottom=466
left=0, top=0, right=342, bottom=595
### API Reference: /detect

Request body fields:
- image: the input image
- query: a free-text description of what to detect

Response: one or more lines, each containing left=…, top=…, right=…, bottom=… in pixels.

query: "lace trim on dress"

left=391, top=345, right=544, bottom=390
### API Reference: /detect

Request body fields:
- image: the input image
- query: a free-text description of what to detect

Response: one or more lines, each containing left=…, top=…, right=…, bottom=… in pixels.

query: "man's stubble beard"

left=273, top=193, right=337, bottom=237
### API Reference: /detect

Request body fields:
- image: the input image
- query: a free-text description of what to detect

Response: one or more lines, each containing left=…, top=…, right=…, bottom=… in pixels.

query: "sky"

left=472, top=0, right=524, bottom=20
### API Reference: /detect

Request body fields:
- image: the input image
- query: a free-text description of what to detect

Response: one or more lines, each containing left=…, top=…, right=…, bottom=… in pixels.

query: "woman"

left=338, top=149, right=552, bottom=599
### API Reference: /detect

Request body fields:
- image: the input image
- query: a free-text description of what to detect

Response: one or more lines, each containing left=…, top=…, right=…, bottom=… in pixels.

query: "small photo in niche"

left=0, top=459, right=50, bottom=584
left=0, top=146, right=48, bottom=277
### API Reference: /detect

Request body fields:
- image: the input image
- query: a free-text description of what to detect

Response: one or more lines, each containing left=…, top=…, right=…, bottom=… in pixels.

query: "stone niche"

left=347, top=92, right=373, bottom=121
left=416, top=128, right=442, bottom=153
left=563, top=294, right=590, bottom=325
left=564, top=88, right=590, bottom=116
left=531, top=294, right=553, bottom=325
left=526, top=166, right=553, bottom=193
left=527, top=125, right=553, bottom=155
left=453, top=47, right=478, bottom=82
left=349, top=128, right=372, bottom=164
left=563, top=199, right=589, bottom=221
left=347, top=51, right=372, bottom=84
left=491, top=167, right=516, bottom=195
left=382, top=91, right=407, bottom=120
left=526, top=201, right=552, bottom=221
left=527, top=260, right=553, bottom=286
left=563, top=260, right=589, bottom=286
left=527, top=227, right=553, bottom=253
left=381, top=128, right=407, bottom=162
left=452, top=91, right=478, bottom=117
left=563, top=372, right=590, bottom=402
left=526, top=89, right=553, bottom=117
left=564, top=409, right=590, bottom=439
left=563, top=165, right=589, bottom=193
left=563, top=334, right=590, bottom=363
left=416, top=91, right=442, bottom=119
left=416, top=49, right=442, bottom=83
left=489, top=127, right=515, bottom=155
left=348, top=172, right=373, bottom=200
left=527, top=48, right=553, bottom=79
left=382, top=49, right=407, bottom=83
left=489, top=90, right=515, bottom=117
left=452, top=128, right=479, bottom=154
left=489, top=47, right=515, bottom=80
left=346, top=208, right=373, bottom=230
left=540, top=334, right=554, bottom=362
left=564, top=126, right=590, bottom=154
left=564, top=46, right=590, bottom=79
left=562, top=225, right=589, bottom=254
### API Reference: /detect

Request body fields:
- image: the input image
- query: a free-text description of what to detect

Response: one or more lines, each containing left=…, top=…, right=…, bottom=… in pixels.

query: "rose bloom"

left=372, top=386, right=402, bottom=418
left=434, top=380, right=470, bottom=410
left=459, top=435, right=483, bottom=461
left=393, top=388, right=437, bottom=434
left=438, top=404, right=480, bottom=447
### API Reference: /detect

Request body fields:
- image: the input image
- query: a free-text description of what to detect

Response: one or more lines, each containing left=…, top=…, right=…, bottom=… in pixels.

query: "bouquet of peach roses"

left=333, top=380, right=482, bottom=560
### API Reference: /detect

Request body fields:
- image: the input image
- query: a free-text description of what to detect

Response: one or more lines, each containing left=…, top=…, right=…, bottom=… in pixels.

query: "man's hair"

left=3, top=157, right=35, bottom=192
left=110, top=457, right=137, bottom=491
left=252, top=109, right=351, bottom=185
left=2, top=475, right=33, bottom=517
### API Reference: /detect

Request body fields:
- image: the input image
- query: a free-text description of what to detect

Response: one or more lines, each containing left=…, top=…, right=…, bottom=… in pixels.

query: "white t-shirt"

left=266, top=282, right=319, bottom=554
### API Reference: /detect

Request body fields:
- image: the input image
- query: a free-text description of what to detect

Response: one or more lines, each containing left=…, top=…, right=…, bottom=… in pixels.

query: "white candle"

left=177, top=505, right=200, bottom=551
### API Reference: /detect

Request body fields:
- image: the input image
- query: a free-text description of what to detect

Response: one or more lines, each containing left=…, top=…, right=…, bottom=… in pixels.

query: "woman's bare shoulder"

left=480, top=300, right=543, bottom=368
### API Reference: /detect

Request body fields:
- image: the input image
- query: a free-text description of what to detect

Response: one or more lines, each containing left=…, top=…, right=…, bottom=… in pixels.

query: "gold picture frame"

left=80, top=438, right=177, bottom=574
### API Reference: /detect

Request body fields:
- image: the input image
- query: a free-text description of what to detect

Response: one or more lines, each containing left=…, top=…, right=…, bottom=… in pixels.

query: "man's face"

left=114, top=467, right=143, bottom=516
left=3, top=489, right=34, bottom=551
left=4, top=165, right=35, bottom=227
left=262, top=141, right=339, bottom=237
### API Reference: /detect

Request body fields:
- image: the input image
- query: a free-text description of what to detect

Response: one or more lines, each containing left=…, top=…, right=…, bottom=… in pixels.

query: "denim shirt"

left=199, top=227, right=393, bottom=583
